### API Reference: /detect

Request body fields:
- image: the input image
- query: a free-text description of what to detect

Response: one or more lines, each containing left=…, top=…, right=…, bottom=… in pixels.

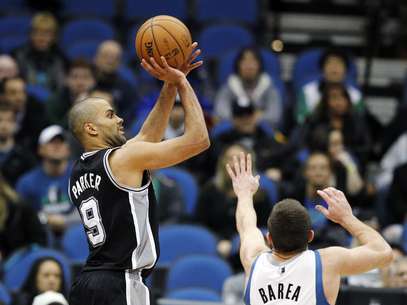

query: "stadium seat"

left=26, top=84, right=51, bottom=103
left=118, top=66, right=138, bottom=88
left=292, top=48, right=358, bottom=90
left=61, top=0, right=116, bottom=19
left=166, top=255, right=232, bottom=294
left=167, top=288, right=222, bottom=302
left=0, top=0, right=26, bottom=12
left=4, top=247, right=71, bottom=293
left=195, top=0, right=258, bottom=25
left=61, top=19, right=115, bottom=49
left=124, top=0, right=188, bottom=21
left=0, top=283, right=11, bottom=305
left=61, top=224, right=89, bottom=263
left=198, top=25, right=254, bottom=60
left=65, top=41, right=100, bottom=61
left=0, top=15, right=31, bottom=53
left=158, top=225, right=218, bottom=267
left=158, top=168, right=198, bottom=215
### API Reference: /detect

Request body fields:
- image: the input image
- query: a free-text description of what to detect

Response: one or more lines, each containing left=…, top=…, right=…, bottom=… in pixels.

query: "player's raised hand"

left=141, top=56, right=186, bottom=85
left=179, top=42, right=203, bottom=76
left=226, top=152, right=260, bottom=198
left=316, top=187, right=353, bottom=224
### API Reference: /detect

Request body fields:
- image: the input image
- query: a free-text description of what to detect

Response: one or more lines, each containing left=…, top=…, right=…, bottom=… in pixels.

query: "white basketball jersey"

left=244, top=250, right=330, bottom=305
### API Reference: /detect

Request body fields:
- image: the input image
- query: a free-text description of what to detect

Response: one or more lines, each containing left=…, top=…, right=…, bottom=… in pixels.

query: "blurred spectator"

left=16, top=125, right=78, bottom=235
left=0, top=174, right=46, bottom=260
left=195, top=144, right=271, bottom=258
left=12, top=257, right=66, bottom=305
left=13, top=12, right=66, bottom=91
left=0, top=103, right=36, bottom=186
left=283, top=152, right=349, bottom=248
left=94, top=40, right=139, bottom=121
left=376, top=131, right=407, bottom=191
left=214, top=46, right=283, bottom=127
left=164, top=95, right=184, bottom=139
left=208, top=99, right=290, bottom=182
left=32, top=291, right=68, bottom=305
left=47, top=59, right=96, bottom=129
left=222, top=272, right=245, bottom=305
left=0, top=55, right=19, bottom=81
left=151, top=172, right=184, bottom=224
left=1, top=76, right=49, bottom=150
left=301, top=82, right=370, bottom=165
left=381, top=255, right=407, bottom=288
left=386, top=163, right=407, bottom=224
left=308, top=127, right=365, bottom=197
left=296, top=48, right=363, bottom=124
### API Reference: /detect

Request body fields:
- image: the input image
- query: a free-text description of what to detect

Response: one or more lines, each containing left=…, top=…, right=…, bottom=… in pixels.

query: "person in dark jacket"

left=13, top=12, right=66, bottom=91
left=0, top=102, right=36, bottom=186
left=1, top=76, right=49, bottom=150
left=387, top=163, right=407, bottom=224
left=0, top=175, right=46, bottom=260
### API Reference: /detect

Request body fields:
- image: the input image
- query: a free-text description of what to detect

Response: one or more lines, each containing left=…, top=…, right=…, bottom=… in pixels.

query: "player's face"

left=238, top=51, right=260, bottom=81
left=96, top=102, right=126, bottom=147
left=66, top=67, right=95, bottom=97
left=0, top=110, right=16, bottom=140
left=323, top=56, right=346, bottom=83
left=305, top=154, right=331, bottom=188
left=36, top=260, right=62, bottom=293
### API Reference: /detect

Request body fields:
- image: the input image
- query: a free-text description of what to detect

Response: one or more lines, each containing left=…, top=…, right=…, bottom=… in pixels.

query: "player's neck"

left=272, top=250, right=302, bottom=262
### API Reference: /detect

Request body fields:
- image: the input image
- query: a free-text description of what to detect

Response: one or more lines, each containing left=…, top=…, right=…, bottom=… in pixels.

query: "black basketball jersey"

left=68, top=148, right=159, bottom=276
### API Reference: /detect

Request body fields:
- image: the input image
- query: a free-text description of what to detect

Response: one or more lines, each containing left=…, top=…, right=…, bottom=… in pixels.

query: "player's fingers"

left=160, top=56, right=170, bottom=70
left=317, top=190, right=332, bottom=205
left=188, top=42, right=198, bottom=52
left=324, top=188, right=337, bottom=202
left=233, top=155, right=240, bottom=175
left=247, top=153, right=253, bottom=175
left=188, top=60, right=203, bottom=72
left=226, top=163, right=236, bottom=180
left=188, top=49, right=201, bottom=63
left=240, top=152, right=246, bottom=173
left=149, top=57, right=166, bottom=74
left=315, top=205, right=329, bottom=218
left=141, top=60, right=161, bottom=78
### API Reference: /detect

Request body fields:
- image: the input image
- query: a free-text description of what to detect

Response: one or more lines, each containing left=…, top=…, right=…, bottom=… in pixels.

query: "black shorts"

left=69, top=270, right=150, bottom=305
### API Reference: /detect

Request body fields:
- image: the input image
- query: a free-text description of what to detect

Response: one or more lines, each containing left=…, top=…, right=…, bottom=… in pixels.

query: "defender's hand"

left=316, top=187, right=354, bottom=224
left=141, top=56, right=186, bottom=85
left=226, top=152, right=260, bottom=198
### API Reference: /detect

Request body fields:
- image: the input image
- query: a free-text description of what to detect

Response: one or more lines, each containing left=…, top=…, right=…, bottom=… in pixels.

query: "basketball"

left=135, top=15, right=192, bottom=69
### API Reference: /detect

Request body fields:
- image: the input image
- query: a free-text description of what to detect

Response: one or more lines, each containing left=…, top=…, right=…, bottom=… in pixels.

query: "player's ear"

left=307, top=230, right=314, bottom=243
left=84, top=122, right=98, bottom=136
left=266, top=232, right=274, bottom=248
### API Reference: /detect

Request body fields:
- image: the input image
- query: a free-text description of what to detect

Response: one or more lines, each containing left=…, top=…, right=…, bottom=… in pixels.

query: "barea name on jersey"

left=72, top=173, right=102, bottom=199
left=258, top=283, right=301, bottom=303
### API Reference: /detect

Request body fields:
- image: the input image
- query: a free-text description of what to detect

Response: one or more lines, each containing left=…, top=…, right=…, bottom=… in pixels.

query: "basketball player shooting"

left=226, top=153, right=393, bottom=305
left=67, top=43, right=209, bottom=305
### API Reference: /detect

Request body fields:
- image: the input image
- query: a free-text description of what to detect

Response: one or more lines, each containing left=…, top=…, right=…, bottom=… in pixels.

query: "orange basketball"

left=135, top=15, right=192, bottom=69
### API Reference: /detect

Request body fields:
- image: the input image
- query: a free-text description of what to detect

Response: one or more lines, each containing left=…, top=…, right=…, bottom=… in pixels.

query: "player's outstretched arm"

left=316, top=187, right=393, bottom=276
left=135, top=43, right=202, bottom=143
left=111, top=56, right=209, bottom=170
left=226, top=152, right=269, bottom=275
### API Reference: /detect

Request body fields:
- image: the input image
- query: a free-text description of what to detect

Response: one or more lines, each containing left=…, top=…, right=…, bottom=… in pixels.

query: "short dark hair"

left=234, top=46, right=264, bottom=75
left=319, top=48, right=350, bottom=71
left=68, top=58, right=95, bottom=75
left=268, top=199, right=311, bottom=253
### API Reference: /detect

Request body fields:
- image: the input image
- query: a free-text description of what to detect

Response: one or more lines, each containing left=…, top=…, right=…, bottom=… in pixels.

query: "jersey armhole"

left=314, top=250, right=330, bottom=305
left=103, top=148, right=151, bottom=193
left=243, top=253, right=263, bottom=305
